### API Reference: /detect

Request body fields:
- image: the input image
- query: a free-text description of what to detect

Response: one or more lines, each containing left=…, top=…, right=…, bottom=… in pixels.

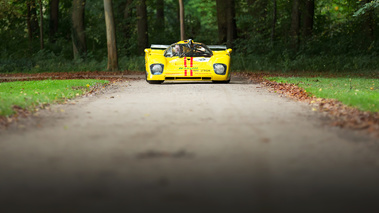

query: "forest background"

left=0, top=0, right=378, bottom=73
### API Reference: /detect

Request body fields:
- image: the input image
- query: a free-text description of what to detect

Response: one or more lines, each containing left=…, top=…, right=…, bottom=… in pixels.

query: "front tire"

left=146, top=72, right=164, bottom=84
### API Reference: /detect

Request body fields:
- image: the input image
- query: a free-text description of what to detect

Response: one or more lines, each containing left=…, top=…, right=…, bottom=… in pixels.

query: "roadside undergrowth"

left=0, top=70, right=144, bottom=83
left=244, top=72, right=379, bottom=136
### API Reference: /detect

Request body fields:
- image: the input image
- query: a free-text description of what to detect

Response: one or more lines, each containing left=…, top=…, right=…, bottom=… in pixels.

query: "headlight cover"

left=213, top=63, right=227, bottom=75
left=150, top=64, right=164, bottom=75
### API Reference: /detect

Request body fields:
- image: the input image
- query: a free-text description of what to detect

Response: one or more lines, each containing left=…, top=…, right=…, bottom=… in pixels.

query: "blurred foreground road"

left=1, top=76, right=379, bottom=213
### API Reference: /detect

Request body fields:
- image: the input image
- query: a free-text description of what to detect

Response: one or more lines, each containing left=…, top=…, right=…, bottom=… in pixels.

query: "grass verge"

left=0, top=79, right=108, bottom=116
left=267, top=77, right=379, bottom=112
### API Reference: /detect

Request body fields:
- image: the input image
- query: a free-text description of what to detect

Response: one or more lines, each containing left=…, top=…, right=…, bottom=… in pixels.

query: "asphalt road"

left=1, top=76, right=379, bottom=213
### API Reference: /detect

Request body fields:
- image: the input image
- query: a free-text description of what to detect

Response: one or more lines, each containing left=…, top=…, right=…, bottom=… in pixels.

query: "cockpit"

left=164, top=40, right=213, bottom=58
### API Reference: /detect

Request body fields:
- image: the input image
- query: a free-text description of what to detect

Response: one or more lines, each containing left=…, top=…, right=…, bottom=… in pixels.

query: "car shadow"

left=160, top=78, right=251, bottom=85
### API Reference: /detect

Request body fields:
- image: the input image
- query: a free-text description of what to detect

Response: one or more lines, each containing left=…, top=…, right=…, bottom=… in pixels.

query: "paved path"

left=1, top=76, right=378, bottom=213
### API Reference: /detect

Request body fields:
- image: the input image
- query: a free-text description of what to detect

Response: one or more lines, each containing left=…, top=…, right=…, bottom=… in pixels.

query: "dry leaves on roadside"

left=247, top=73, right=379, bottom=137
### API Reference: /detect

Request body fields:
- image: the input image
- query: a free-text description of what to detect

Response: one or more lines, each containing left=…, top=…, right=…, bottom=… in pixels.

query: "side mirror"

left=226, top=49, right=233, bottom=54
left=144, top=49, right=151, bottom=53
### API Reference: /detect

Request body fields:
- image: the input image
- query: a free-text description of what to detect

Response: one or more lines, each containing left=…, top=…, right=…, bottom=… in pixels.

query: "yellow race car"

left=144, top=39, right=232, bottom=84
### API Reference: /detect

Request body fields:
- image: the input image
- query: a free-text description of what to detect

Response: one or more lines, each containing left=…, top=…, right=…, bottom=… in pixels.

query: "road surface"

left=1, top=76, right=379, bottom=213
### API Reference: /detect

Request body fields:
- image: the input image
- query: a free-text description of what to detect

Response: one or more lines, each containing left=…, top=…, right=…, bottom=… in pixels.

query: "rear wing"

left=208, top=45, right=227, bottom=50
left=151, top=44, right=170, bottom=49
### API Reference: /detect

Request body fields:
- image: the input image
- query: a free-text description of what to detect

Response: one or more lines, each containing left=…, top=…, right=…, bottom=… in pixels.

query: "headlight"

left=213, top=63, right=227, bottom=75
left=150, top=64, right=164, bottom=75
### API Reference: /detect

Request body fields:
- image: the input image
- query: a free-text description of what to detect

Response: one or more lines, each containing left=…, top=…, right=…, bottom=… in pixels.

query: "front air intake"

left=165, top=77, right=212, bottom=80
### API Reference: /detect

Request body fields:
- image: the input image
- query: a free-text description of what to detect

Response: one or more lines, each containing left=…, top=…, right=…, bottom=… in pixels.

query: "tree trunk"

left=216, top=0, right=227, bottom=44
left=179, top=0, right=185, bottom=40
left=271, top=0, right=277, bottom=47
left=72, top=0, right=87, bottom=59
left=30, top=0, right=39, bottom=37
left=226, top=0, right=237, bottom=48
left=39, top=0, right=44, bottom=49
left=49, top=0, right=59, bottom=42
left=104, top=0, right=118, bottom=71
left=290, top=0, right=300, bottom=51
left=136, top=0, right=148, bottom=55
left=303, top=0, right=314, bottom=39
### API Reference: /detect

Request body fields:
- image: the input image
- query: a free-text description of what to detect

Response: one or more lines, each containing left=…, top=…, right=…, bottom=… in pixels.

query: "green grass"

left=267, top=77, right=379, bottom=112
left=0, top=79, right=108, bottom=116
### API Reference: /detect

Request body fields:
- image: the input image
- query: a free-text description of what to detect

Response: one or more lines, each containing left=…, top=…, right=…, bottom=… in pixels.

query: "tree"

left=303, top=0, right=314, bottom=39
left=49, top=0, right=60, bottom=42
left=290, top=0, right=300, bottom=51
left=136, top=0, right=148, bottom=55
left=179, top=0, right=185, bottom=40
left=27, top=0, right=39, bottom=40
left=123, top=0, right=133, bottom=35
left=226, top=0, right=237, bottom=48
left=216, top=0, right=227, bottom=44
left=71, top=0, right=87, bottom=59
left=354, top=0, right=379, bottom=17
left=354, top=0, right=378, bottom=42
left=216, top=0, right=236, bottom=46
left=156, top=0, right=165, bottom=40
left=104, top=0, right=118, bottom=71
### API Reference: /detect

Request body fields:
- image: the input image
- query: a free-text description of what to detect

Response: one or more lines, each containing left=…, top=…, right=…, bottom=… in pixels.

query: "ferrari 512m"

left=144, top=39, right=232, bottom=84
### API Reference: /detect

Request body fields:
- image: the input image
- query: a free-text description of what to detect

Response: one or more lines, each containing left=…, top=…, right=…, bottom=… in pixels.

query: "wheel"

left=145, top=72, right=164, bottom=84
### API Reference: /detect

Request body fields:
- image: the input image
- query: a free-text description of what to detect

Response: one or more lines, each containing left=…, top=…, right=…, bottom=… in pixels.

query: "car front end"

left=145, top=40, right=232, bottom=84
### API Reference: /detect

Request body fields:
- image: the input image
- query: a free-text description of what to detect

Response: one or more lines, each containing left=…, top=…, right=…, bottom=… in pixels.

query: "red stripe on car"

left=184, top=57, right=187, bottom=76
left=190, top=57, right=193, bottom=76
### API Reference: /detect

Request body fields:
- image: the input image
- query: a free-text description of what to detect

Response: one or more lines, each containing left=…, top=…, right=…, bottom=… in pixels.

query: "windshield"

left=164, top=43, right=213, bottom=58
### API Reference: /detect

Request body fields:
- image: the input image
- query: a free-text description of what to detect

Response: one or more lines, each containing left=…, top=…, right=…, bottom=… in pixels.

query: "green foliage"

left=0, top=0, right=378, bottom=73
left=0, top=79, right=108, bottom=116
left=354, top=0, right=379, bottom=16
left=0, top=49, right=145, bottom=73
left=184, top=0, right=218, bottom=44
left=268, top=77, right=379, bottom=112
left=232, top=53, right=379, bottom=73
